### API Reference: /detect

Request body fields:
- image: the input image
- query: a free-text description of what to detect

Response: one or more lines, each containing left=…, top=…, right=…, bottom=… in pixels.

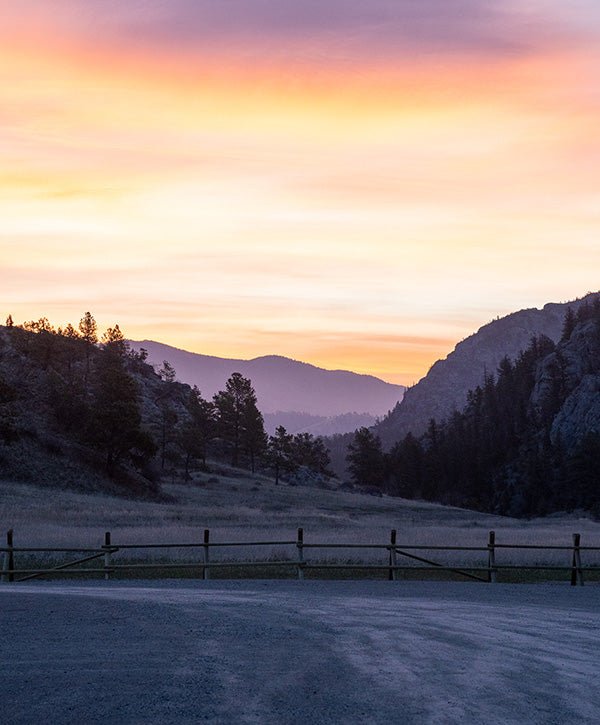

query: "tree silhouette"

left=291, top=432, right=332, bottom=476
left=266, top=425, right=297, bottom=485
left=158, top=360, right=176, bottom=383
left=213, top=372, right=263, bottom=468
left=179, top=386, right=215, bottom=478
left=346, top=427, right=385, bottom=489
left=87, top=347, right=155, bottom=473
left=79, top=311, right=98, bottom=382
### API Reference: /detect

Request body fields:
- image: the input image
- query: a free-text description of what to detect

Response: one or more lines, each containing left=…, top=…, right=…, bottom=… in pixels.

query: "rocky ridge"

left=375, top=292, right=600, bottom=448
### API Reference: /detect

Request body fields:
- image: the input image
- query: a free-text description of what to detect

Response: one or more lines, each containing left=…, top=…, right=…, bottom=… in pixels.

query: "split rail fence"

left=1, top=528, right=598, bottom=585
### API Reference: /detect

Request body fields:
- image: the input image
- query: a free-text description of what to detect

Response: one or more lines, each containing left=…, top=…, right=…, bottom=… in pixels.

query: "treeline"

left=347, top=299, right=600, bottom=517
left=0, top=314, right=332, bottom=490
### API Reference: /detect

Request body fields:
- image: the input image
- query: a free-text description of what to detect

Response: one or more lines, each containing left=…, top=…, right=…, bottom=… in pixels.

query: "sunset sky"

left=1, top=1, right=599, bottom=384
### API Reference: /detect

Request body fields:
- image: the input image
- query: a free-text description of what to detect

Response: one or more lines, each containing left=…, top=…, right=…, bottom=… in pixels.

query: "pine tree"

left=213, top=372, right=263, bottom=468
left=158, top=360, right=176, bottom=383
left=179, top=386, right=215, bottom=478
left=78, top=311, right=98, bottom=345
left=0, top=373, right=18, bottom=443
left=79, top=311, right=98, bottom=382
left=87, top=348, right=155, bottom=473
left=561, top=307, right=576, bottom=342
left=241, top=400, right=267, bottom=473
left=346, top=427, right=385, bottom=489
left=266, top=426, right=297, bottom=485
left=101, top=324, right=127, bottom=357
left=291, top=432, right=332, bottom=476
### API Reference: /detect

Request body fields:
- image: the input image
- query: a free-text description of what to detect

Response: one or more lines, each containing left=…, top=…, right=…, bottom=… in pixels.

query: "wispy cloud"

left=2, top=0, right=595, bottom=69
left=1, top=1, right=599, bottom=383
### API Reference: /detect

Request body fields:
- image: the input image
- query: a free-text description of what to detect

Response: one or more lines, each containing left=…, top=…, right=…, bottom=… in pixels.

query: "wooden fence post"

left=487, top=530, right=497, bottom=583
left=1, top=550, right=7, bottom=583
left=296, top=528, right=304, bottom=580
left=203, top=528, right=210, bottom=580
left=389, top=529, right=397, bottom=581
left=104, top=531, right=112, bottom=581
left=571, top=533, right=584, bottom=586
left=2, top=529, right=14, bottom=583
left=7, top=529, right=14, bottom=583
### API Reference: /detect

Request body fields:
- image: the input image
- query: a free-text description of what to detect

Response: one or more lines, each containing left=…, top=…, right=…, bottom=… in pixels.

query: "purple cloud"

left=3, top=0, right=589, bottom=60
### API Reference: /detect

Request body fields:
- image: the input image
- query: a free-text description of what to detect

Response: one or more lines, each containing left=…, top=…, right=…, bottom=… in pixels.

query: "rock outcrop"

left=375, top=292, right=600, bottom=448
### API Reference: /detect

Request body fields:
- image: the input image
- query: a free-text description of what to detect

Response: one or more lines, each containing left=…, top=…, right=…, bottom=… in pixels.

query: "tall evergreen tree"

left=87, top=347, right=155, bottom=473
left=79, top=311, right=98, bottom=382
left=213, top=372, right=264, bottom=468
left=266, top=425, right=297, bottom=485
left=346, top=427, right=385, bottom=489
left=0, top=373, right=18, bottom=443
left=179, top=386, right=215, bottom=478
left=241, top=400, right=267, bottom=473
left=561, top=307, right=576, bottom=342
left=101, top=324, right=128, bottom=357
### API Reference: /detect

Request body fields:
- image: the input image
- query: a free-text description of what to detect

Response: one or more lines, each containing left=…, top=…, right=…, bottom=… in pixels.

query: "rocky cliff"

left=375, top=292, right=600, bottom=448
left=530, top=317, right=600, bottom=448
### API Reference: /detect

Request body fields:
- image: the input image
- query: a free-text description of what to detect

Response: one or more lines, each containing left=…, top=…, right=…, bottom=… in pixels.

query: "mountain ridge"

left=129, top=340, right=404, bottom=419
left=374, top=291, right=600, bottom=448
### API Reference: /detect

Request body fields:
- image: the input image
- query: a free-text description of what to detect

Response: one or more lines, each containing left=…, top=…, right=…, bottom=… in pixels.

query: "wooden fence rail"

left=1, top=528, right=599, bottom=585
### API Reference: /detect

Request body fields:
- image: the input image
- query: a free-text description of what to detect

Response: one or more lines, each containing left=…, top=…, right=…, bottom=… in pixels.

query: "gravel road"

left=1, top=581, right=599, bottom=724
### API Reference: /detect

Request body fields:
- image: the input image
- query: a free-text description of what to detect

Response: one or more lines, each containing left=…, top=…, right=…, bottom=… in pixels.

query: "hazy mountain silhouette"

left=262, top=411, right=378, bottom=437
left=129, top=341, right=404, bottom=421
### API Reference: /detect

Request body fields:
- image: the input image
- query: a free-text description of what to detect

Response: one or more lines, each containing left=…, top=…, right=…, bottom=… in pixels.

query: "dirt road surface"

left=1, top=581, right=599, bottom=724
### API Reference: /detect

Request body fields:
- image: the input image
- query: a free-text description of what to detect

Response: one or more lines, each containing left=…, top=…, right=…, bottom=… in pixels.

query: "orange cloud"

left=1, top=4, right=599, bottom=383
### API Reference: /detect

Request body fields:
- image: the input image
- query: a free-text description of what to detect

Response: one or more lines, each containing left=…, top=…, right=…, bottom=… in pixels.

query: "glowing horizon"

left=2, top=1, right=600, bottom=385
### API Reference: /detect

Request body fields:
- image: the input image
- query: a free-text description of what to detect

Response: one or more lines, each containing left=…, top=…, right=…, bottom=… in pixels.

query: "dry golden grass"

left=2, top=469, right=599, bottom=571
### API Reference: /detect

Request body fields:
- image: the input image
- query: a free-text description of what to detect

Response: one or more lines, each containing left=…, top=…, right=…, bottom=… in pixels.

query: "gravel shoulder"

left=1, top=581, right=599, bottom=724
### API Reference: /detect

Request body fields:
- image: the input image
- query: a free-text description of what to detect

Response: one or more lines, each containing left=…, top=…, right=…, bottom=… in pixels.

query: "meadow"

left=2, top=469, right=599, bottom=577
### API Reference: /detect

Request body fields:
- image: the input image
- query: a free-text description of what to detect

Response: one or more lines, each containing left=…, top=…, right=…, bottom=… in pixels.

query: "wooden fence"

left=1, top=528, right=598, bottom=585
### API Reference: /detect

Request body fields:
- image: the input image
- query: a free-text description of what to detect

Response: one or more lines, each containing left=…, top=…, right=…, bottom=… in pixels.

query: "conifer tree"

left=78, top=311, right=98, bottom=345
left=87, top=346, right=155, bottom=473
left=266, top=425, right=297, bottom=485
left=101, top=324, right=127, bottom=357
left=158, top=360, right=176, bottom=383
left=179, top=386, right=215, bottom=478
left=346, top=427, right=385, bottom=489
left=291, top=432, right=332, bottom=476
left=79, top=311, right=98, bottom=381
left=213, top=372, right=264, bottom=468
left=561, top=307, right=576, bottom=342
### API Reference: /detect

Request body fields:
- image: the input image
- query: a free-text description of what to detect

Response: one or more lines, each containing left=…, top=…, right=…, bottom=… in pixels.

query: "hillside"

left=0, top=320, right=348, bottom=497
left=375, top=292, right=600, bottom=447
left=0, top=323, right=197, bottom=497
left=129, top=340, right=403, bottom=420
left=383, top=297, right=600, bottom=516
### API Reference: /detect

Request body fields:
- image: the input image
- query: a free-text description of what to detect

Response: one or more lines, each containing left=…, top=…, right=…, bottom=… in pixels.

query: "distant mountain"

left=129, top=341, right=404, bottom=421
left=262, top=411, right=378, bottom=437
left=374, top=292, right=600, bottom=448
